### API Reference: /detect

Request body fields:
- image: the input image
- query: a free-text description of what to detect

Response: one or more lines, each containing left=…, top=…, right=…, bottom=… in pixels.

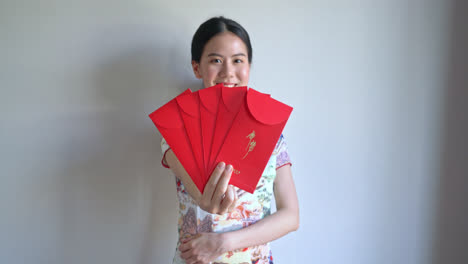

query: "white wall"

left=1, top=0, right=464, bottom=263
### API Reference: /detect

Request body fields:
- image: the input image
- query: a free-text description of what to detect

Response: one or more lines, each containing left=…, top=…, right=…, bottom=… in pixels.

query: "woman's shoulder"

left=272, top=134, right=287, bottom=155
left=273, top=134, right=292, bottom=169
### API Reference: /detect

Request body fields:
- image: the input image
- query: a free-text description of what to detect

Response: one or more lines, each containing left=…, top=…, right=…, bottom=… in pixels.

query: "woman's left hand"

left=179, top=232, right=229, bottom=264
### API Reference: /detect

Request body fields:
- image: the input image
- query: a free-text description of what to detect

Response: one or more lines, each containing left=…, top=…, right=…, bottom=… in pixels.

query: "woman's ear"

left=191, top=61, right=202, bottom=79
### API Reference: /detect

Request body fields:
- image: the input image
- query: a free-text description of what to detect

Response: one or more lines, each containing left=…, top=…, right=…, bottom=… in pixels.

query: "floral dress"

left=160, top=135, right=292, bottom=264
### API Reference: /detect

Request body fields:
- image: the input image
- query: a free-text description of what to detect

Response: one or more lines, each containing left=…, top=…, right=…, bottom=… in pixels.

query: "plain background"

left=1, top=0, right=467, bottom=263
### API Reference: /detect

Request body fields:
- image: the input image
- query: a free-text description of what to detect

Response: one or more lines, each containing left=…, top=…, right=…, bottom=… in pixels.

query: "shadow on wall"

left=58, top=25, right=200, bottom=264
left=432, top=1, right=468, bottom=264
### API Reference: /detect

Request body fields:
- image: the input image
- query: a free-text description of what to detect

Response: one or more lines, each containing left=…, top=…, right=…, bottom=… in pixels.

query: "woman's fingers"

left=220, top=185, right=236, bottom=214
left=180, top=248, right=193, bottom=259
left=179, top=241, right=191, bottom=253
left=201, top=162, right=225, bottom=202
left=212, top=165, right=233, bottom=207
left=197, top=162, right=237, bottom=215
left=227, top=186, right=238, bottom=213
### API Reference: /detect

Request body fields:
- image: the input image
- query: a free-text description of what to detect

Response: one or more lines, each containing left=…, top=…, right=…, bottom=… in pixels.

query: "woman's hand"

left=179, top=232, right=228, bottom=264
left=165, top=150, right=238, bottom=215
left=198, top=162, right=238, bottom=215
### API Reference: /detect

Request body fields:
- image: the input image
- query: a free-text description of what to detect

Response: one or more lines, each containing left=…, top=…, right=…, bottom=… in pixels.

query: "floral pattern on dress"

left=161, top=134, right=291, bottom=264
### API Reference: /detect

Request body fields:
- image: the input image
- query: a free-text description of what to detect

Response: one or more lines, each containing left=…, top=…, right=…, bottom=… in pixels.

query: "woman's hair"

left=191, top=16, right=253, bottom=64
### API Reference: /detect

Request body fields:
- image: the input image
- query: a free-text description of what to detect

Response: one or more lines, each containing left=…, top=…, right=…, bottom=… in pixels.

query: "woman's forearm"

left=221, top=208, right=299, bottom=252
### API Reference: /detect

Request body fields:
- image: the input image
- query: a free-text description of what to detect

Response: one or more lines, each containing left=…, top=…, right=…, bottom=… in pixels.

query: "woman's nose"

left=219, top=62, right=233, bottom=77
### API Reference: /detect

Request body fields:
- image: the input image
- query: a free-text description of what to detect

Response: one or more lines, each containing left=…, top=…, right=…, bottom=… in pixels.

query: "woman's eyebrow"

left=207, top=53, right=247, bottom=57
left=207, top=53, right=223, bottom=57
left=232, top=53, right=247, bottom=57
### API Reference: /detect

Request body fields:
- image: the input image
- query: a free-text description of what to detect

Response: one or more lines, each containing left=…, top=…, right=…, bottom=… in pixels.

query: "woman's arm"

left=179, top=164, right=299, bottom=263
left=222, top=164, right=299, bottom=250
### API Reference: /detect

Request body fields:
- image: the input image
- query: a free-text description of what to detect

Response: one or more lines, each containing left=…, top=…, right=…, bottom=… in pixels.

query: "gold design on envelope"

left=242, top=130, right=256, bottom=160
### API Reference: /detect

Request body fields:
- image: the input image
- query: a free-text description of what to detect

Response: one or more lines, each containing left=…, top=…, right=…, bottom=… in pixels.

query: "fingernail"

left=227, top=165, right=233, bottom=172
left=218, top=162, right=225, bottom=169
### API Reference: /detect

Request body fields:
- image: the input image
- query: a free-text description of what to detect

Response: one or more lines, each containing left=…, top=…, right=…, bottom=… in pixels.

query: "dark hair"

left=191, top=16, right=253, bottom=64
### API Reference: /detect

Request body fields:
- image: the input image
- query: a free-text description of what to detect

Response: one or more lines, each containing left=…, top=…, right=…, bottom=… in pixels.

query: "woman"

left=161, top=16, right=299, bottom=264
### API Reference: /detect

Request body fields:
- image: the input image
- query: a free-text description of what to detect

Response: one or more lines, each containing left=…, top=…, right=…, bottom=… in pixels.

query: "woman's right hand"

left=165, top=149, right=238, bottom=215
left=198, top=162, right=238, bottom=215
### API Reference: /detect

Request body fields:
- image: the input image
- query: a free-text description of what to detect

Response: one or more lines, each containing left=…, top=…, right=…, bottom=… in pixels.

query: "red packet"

left=199, top=83, right=223, bottom=180
left=214, top=88, right=293, bottom=193
left=176, top=91, right=205, bottom=183
left=148, top=89, right=205, bottom=193
left=207, top=86, right=247, bottom=177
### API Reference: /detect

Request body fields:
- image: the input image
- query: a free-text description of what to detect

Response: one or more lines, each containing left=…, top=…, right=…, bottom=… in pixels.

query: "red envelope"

left=207, top=86, right=248, bottom=178
left=148, top=89, right=205, bottom=193
left=176, top=91, right=205, bottom=183
left=214, top=88, right=293, bottom=193
left=199, top=83, right=223, bottom=180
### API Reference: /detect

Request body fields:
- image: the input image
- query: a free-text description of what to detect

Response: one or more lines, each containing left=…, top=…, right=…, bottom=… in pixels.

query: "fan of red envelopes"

left=148, top=84, right=293, bottom=194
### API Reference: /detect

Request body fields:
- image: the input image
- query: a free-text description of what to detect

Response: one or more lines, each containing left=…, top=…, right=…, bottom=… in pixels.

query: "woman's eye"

left=211, top=59, right=222, bottom=63
left=234, top=59, right=243, bottom=63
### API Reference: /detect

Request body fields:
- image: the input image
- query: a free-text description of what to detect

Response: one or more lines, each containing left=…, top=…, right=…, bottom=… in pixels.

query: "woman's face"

left=192, top=32, right=251, bottom=88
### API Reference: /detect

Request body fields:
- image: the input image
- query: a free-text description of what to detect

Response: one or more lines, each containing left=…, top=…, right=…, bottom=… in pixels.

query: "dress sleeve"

left=275, top=134, right=292, bottom=169
left=160, top=137, right=171, bottom=168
